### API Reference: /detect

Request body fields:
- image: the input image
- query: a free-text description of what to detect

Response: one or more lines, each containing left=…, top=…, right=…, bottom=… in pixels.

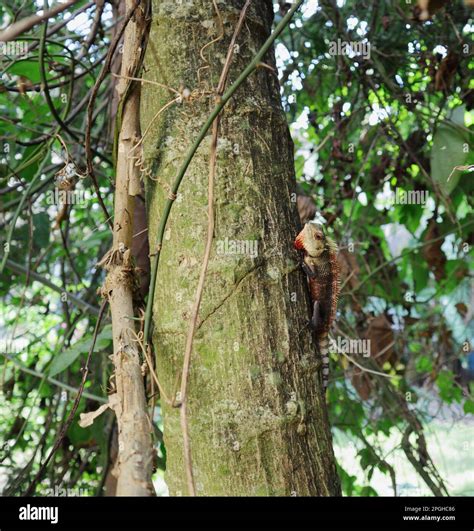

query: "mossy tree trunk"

left=141, top=0, right=341, bottom=496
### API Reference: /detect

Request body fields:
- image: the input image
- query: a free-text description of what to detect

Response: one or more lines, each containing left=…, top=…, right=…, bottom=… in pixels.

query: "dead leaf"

left=434, top=51, right=459, bottom=92
left=423, top=220, right=446, bottom=282
left=78, top=394, right=119, bottom=428
left=297, top=193, right=316, bottom=224
left=416, top=0, right=449, bottom=20
left=366, top=314, right=395, bottom=367
left=338, top=249, right=360, bottom=291
left=352, top=369, right=372, bottom=400
left=448, top=164, right=473, bottom=181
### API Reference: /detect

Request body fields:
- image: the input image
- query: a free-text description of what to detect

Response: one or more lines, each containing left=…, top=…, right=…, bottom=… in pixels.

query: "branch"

left=23, top=300, right=108, bottom=496
left=0, top=352, right=106, bottom=404
left=96, top=0, right=155, bottom=496
left=0, top=0, right=78, bottom=42
left=3, top=257, right=101, bottom=316
left=84, top=1, right=142, bottom=231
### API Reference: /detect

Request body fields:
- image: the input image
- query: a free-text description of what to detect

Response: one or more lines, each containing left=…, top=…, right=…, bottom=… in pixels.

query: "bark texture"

left=142, top=0, right=341, bottom=496
left=99, top=0, right=155, bottom=496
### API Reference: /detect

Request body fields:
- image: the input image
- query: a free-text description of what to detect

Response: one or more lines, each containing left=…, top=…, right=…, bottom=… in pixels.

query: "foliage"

left=0, top=0, right=472, bottom=496
left=279, top=0, right=473, bottom=495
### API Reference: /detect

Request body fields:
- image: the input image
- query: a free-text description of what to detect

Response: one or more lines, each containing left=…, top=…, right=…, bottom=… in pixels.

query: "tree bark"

left=142, top=0, right=341, bottom=496
left=99, top=0, right=155, bottom=496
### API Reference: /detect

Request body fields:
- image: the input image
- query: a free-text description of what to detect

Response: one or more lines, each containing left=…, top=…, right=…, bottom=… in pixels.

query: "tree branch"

left=0, top=0, right=78, bottom=42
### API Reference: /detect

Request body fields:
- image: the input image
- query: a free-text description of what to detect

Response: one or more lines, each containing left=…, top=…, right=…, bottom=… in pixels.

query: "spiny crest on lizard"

left=294, top=222, right=340, bottom=391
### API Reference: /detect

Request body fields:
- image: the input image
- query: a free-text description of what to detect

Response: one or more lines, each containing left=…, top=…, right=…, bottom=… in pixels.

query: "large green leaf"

left=410, top=253, right=429, bottom=291
left=6, top=60, right=42, bottom=84
left=49, top=325, right=112, bottom=377
left=436, top=370, right=462, bottom=404
left=431, top=112, right=468, bottom=195
left=32, top=213, right=50, bottom=250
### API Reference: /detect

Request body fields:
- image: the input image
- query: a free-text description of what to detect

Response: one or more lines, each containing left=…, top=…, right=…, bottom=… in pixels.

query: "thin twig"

left=128, top=96, right=181, bottom=155
left=129, top=329, right=173, bottom=406
left=110, top=72, right=180, bottom=95
left=197, top=0, right=225, bottom=87
left=3, top=257, right=101, bottom=316
left=336, top=347, right=401, bottom=380
left=0, top=352, right=107, bottom=403
left=84, top=1, right=142, bottom=231
left=23, top=300, right=108, bottom=496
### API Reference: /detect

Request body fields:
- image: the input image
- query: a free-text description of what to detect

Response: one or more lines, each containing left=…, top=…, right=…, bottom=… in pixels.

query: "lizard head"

left=294, top=222, right=336, bottom=258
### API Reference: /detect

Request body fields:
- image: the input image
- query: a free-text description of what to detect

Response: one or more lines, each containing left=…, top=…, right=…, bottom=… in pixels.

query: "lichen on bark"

left=141, top=0, right=341, bottom=496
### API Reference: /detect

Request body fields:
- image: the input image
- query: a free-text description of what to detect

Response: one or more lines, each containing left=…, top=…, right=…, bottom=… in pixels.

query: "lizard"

left=294, top=222, right=340, bottom=392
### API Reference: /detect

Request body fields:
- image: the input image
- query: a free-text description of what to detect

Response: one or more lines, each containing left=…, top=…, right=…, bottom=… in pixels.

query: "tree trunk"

left=99, top=0, right=155, bottom=496
left=142, top=0, right=341, bottom=496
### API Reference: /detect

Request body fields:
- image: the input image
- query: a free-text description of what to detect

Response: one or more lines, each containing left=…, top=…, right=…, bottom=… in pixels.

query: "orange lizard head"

left=294, top=222, right=335, bottom=258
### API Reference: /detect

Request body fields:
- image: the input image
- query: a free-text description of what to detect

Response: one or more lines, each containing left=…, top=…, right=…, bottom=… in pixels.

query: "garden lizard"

left=294, top=222, right=340, bottom=391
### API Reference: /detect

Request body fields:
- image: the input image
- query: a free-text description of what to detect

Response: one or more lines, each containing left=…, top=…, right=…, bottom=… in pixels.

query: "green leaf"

left=415, top=355, right=433, bottom=373
left=431, top=120, right=468, bottom=195
left=33, top=213, right=50, bottom=250
left=449, top=106, right=465, bottom=127
left=6, top=60, right=42, bottom=84
left=49, top=325, right=112, bottom=377
left=409, top=342, right=422, bottom=353
left=399, top=204, right=423, bottom=234
left=358, top=448, right=375, bottom=471
left=77, top=230, right=110, bottom=250
left=68, top=418, right=94, bottom=445
left=463, top=400, right=474, bottom=415
left=436, top=370, right=462, bottom=404
left=336, top=464, right=357, bottom=496
left=410, top=254, right=429, bottom=291
left=39, top=382, right=53, bottom=398
left=442, top=260, right=469, bottom=293
left=359, top=486, right=378, bottom=497
left=95, top=324, right=113, bottom=349
left=49, top=337, right=91, bottom=377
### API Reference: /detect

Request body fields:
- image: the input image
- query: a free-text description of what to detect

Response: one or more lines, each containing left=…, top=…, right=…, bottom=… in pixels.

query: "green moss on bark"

left=141, top=0, right=341, bottom=496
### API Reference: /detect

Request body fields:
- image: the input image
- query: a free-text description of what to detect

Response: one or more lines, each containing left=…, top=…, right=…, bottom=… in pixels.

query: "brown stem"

left=98, top=0, right=155, bottom=496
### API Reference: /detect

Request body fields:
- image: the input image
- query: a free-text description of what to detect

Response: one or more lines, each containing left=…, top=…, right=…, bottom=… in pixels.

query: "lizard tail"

left=318, top=334, right=330, bottom=391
